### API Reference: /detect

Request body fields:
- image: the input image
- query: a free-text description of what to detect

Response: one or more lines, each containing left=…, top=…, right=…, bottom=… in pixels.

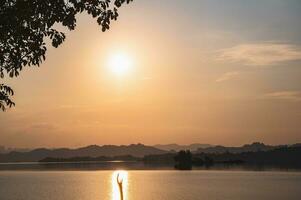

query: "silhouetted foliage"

left=174, top=150, right=192, bottom=170
left=204, top=155, right=214, bottom=166
left=0, top=0, right=133, bottom=111
left=0, top=84, right=15, bottom=111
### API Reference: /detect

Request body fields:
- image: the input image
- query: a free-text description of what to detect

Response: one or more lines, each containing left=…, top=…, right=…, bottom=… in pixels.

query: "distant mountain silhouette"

left=0, top=145, right=31, bottom=154
left=0, top=144, right=166, bottom=163
left=1, top=142, right=299, bottom=163
left=195, top=142, right=282, bottom=154
left=291, top=143, right=301, bottom=148
left=154, top=143, right=212, bottom=151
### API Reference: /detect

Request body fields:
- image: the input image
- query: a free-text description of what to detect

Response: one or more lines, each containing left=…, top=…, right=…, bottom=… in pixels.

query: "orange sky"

left=1, top=0, right=301, bottom=148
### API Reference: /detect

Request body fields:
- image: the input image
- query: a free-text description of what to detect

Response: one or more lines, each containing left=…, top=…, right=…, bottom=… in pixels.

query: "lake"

left=0, top=170, right=301, bottom=200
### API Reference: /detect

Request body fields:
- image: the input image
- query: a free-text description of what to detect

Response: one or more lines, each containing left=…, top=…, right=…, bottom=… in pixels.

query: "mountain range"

left=154, top=143, right=212, bottom=151
left=0, top=144, right=166, bottom=162
left=0, top=142, right=300, bottom=163
left=195, top=142, right=278, bottom=154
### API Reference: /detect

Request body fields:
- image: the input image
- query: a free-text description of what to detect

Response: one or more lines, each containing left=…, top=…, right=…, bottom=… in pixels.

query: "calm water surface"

left=0, top=170, right=300, bottom=200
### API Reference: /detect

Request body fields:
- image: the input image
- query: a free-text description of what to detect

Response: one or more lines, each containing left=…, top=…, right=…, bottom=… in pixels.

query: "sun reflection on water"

left=111, top=170, right=128, bottom=200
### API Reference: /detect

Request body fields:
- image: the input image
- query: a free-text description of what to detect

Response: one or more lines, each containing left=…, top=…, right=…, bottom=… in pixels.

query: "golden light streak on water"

left=111, top=170, right=128, bottom=200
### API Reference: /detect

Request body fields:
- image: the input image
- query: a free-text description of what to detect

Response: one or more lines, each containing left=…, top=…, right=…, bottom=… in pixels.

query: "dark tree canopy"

left=0, top=0, right=132, bottom=111
left=174, top=150, right=192, bottom=170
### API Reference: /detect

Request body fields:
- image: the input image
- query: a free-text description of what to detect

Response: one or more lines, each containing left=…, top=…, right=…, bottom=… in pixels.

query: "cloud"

left=216, top=71, right=240, bottom=82
left=219, top=43, right=301, bottom=66
left=263, top=91, right=301, bottom=101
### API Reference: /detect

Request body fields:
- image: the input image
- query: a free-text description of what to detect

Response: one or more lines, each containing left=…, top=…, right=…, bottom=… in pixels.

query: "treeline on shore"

left=144, top=146, right=301, bottom=170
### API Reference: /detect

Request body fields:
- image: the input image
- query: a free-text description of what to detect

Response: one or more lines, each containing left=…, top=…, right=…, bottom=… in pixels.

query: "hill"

left=154, top=143, right=212, bottom=151
left=0, top=144, right=166, bottom=163
left=195, top=142, right=280, bottom=154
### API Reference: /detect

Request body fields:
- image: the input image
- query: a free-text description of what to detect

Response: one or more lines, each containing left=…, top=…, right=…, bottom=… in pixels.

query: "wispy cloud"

left=263, top=91, right=301, bottom=101
left=216, top=71, right=240, bottom=82
left=219, top=43, right=301, bottom=66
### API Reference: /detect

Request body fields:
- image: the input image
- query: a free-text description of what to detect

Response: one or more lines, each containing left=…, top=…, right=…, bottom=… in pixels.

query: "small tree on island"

left=0, top=0, right=133, bottom=111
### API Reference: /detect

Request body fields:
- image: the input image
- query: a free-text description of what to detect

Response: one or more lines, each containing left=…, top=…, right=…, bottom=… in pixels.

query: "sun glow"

left=108, top=53, right=132, bottom=76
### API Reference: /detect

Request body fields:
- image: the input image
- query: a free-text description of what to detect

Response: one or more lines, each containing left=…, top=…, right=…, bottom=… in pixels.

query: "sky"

left=1, top=0, right=301, bottom=148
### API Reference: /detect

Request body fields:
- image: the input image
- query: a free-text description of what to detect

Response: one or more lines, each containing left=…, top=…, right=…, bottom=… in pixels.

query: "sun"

left=108, top=53, right=132, bottom=76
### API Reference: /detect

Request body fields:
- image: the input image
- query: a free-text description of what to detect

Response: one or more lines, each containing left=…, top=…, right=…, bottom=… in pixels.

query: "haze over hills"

left=154, top=143, right=213, bottom=151
left=155, top=142, right=296, bottom=153
left=195, top=142, right=281, bottom=154
left=0, top=146, right=31, bottom=154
